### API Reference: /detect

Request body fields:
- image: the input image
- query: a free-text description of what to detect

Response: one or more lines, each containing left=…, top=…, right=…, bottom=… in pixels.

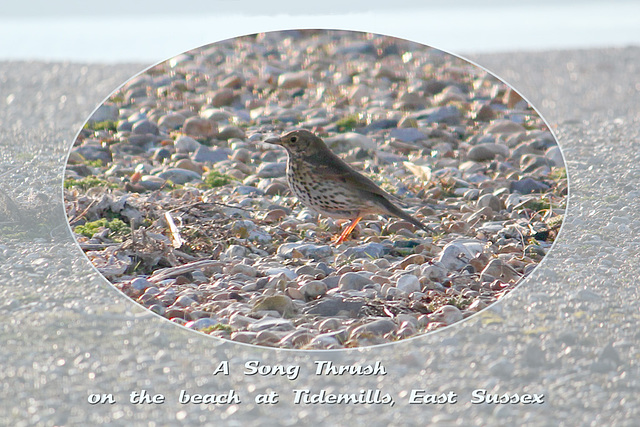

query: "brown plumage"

left=263, top=129, right=432, bottom=243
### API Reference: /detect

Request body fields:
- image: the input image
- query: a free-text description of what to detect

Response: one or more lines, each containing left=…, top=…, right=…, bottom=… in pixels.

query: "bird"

left=263, top=129, right=432, bottom=243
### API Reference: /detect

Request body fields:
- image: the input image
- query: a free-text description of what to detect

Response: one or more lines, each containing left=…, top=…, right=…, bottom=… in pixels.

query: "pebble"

left=157, top=168, right=202, bottom=184
left=174, top=135, right=201, bottom=153
left=224, top=245, right=247, bottom=259
left=341, top=242, right=388, bottom=259
left=277, top=243, right=332, bottom=260
left=257, top=162, right=287, bottom=178
left=308, top=333, right=340, bottom=349
left=321, top=276, right=340, bottom=289
left=209, top=88, right=236, bottom=107
left=429, top=305, right=463, bottom=325
left=264, top=268, right=296, bottom=280
left=264, top=182, right=288, bottom=196
left=480, top=259, right=521, bottom=283
left=415, top=105, right=461, bottom=124
left=396, top=274, right=421, bottom=293
left=510, top=177, right=550, bottom=194
left=174, top=295, right=196, bottom=307
left=174, top=159, right=203, bottom=174
left=192, top=145, right=230, bottom=163
left=477, top=194, right=502, bottom=212
left=299, top=281, right=328, bottom=299
left=389, top=127, right=427, bottom=143
left=158, top=112, right=187, bottom=130
left=229, top=263, right=257, bottom=277
left=351, top=319, right=397, bottom=337
left=132, top=119, right=159, bottom=135
left=229, top=313, right=256, bottom=328
left=468, top=143, right=510, bottom=161
left=251, top=295, right=295, bottom=316
left=263, top=208, right=288, bottom=223
left=130, top=277, right=152, bottom=291
left=183, top=117, right=217, bottom=138
left=218, top=125, right=245, bottom=140
left=277, top=71, right=310, bottom=89
left=248, top=318, right=295, bottom=332
left=484, top=119, right=526, bottom=134
left=338, top=272, right=374, bottom=291
left=436, top=240, right=485, bottom=271
left=303, top=297, right=365, bottom=317
left=187, top=318, right=219, bottom=330
left=234, top=186, right=264, bottom=196
left=326, top=132, right=376, bottom=151
left=73, top=144, right=112, bottom=164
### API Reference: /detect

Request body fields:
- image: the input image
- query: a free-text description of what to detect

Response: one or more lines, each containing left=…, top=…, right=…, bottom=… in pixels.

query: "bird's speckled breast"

left=286, top=156, right=364, bottom=219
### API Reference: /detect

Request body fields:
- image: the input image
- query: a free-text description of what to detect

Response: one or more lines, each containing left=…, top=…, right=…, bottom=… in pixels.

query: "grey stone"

left=277, top=243, right=333, bottom=260
left=248, top=318, right=295, bottom=332
left=485, top=119, right=526, bottom=134
left=139, top=176, right=165, bottom=191
left=341, top=243, right=389, bottom=259
left=130, top=277, right=152, bottom=291
left=510, top=178, right=550, bottom=194
left=436, top=240, right=485, bottom=271
left=131, top=119, right=159, bottom=135
left=225, top=245, right=247, bottom=259
left=157, top=168, right=202, bottom=184
left=338, top=272, right=374, bottom=291
left=389, top=127, right=427, bottom=143
left=188, top=318, right=219, bottom=330
left=217, top=125, right=246, bottom=140
left=158, top=112, right=186, bottom=130
left=257, top=162, right=287, bottom=178
left=326, top=132, right=376, bottom=150
left=351, top=319, right=397, bottom=337
left=299, top=281, right=328, bottom=299
left=414, top=105, right=461, bottom=124
left=477, top=194, right=502, bottom=212
left=302, top=297, right=364, bottom=317
left=174, top=135, right=201, bottom=153
left=193, top=146, right=230, bottom=163
left=480, top=259, right=521, bottom=283
left=468, top=143, right=510, bottom=161
left=396, top=274, right=421, bottom=293
left=233, top=186, right=264, bottom=196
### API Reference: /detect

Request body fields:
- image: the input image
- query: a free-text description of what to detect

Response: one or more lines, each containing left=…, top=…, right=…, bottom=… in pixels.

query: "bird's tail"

left=379, top=197, right=434, bottom=233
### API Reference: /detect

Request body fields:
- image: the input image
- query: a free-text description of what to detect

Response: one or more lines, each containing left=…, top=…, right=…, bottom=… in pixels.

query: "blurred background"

left=1, top=0, right=639, bottom=63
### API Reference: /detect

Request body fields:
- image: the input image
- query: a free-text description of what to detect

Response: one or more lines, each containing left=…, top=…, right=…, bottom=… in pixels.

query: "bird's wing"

left=308, top=150, right=403, bottom=204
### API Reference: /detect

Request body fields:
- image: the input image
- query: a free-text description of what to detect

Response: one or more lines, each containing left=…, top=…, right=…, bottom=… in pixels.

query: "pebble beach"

left=0, top=42, right=639, bottom=425
left=63, top=31, right=566, bottom=349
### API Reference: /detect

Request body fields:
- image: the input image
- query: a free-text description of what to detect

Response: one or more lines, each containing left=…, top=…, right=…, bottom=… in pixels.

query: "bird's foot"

left=333, top=216, right=362, bottom=244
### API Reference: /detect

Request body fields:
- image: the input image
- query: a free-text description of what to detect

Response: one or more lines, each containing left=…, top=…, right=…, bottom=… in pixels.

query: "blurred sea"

left=1, top=2, right=639, bottom=63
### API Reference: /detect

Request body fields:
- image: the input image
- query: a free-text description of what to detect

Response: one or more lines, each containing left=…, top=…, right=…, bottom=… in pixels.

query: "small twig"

left=149, top=259, right=222, bottom=283
left=164, top=211, right=185, bottom=248
left=0, top=164, right=23, bottom=179
left=79, top=243, right=120, bottom=251
left=173, top=250, right=201, bottom=262
left=68, top=199, right=98, bottom=225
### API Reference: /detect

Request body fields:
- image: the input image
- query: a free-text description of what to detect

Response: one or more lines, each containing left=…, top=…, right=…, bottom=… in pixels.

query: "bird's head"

left=263, top=129, right=326, bottom=157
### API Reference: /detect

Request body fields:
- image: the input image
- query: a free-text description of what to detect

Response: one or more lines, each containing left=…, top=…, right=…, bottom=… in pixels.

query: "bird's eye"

left=290, top=136, right=297, bottom=143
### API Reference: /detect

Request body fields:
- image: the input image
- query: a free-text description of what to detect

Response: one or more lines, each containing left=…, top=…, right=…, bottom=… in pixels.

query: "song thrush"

left=263, top=129, right=432, bottom=243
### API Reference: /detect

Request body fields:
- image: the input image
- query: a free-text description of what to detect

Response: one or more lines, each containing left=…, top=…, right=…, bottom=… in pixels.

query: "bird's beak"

left=263, top=136, right=282, bottom=145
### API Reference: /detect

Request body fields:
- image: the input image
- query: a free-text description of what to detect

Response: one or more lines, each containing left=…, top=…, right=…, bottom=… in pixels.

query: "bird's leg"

left=335, top=216, right=362, bottom=244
